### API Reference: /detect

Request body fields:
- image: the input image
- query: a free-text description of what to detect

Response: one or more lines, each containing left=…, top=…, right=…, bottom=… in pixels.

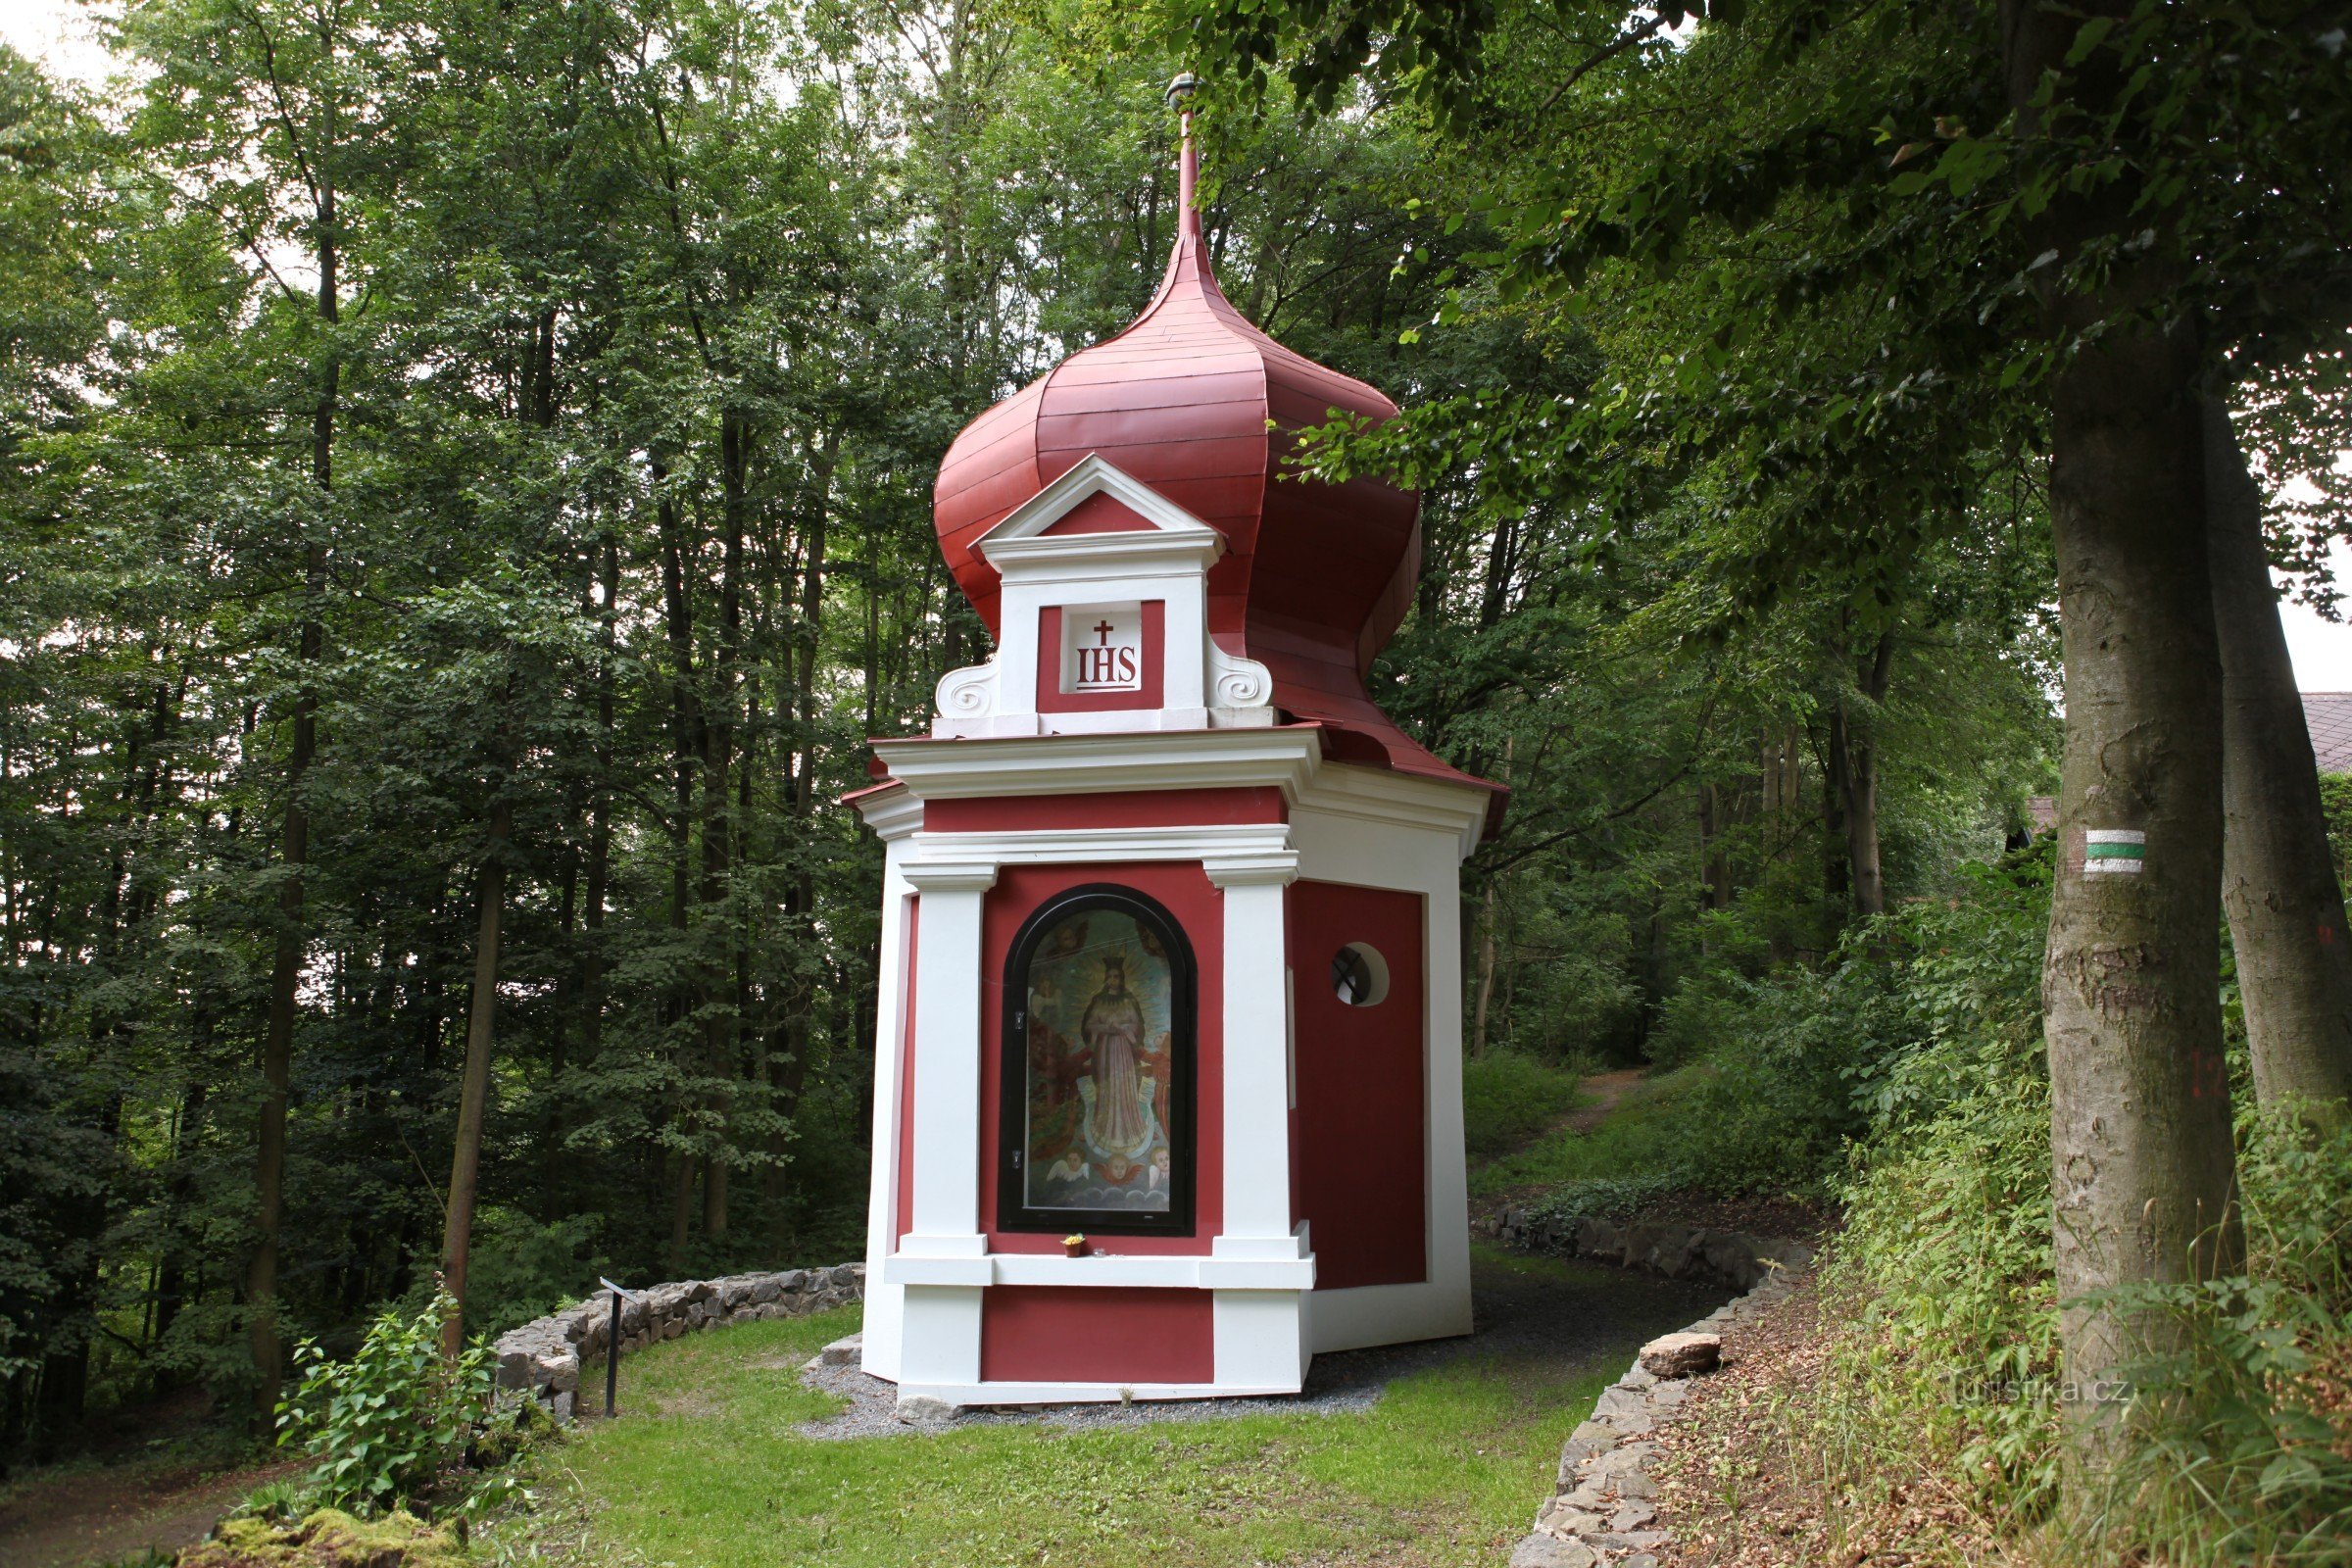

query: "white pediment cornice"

left=975, top=453, right=1226, bottom=574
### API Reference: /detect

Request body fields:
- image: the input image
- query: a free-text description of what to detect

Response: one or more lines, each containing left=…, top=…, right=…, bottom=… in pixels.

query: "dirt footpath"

left=0, top=1451, right=299, bottom=1568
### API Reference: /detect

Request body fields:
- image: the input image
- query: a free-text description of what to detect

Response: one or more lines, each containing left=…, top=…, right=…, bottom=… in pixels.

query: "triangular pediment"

left=975, top=453, right=1226, bottom=553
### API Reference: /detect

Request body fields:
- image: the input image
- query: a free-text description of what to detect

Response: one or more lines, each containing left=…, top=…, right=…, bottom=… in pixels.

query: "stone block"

left=1701, top=1234, right=1767, bottom=1290
left=1508, top=1534, right=1597, bottom=1568
left=1535, top=1498, right=1606, bottom=1535
left=896, top=1394, right=962, bottom=1423
left=1623, top=1222, right=1700, bottom=1276
left=1575, top=1216, right=1625, bottom=1262
left=1639, top=1331, right=1722, bottom=1379
left=1593, top=1385, right=1648, bottom=1419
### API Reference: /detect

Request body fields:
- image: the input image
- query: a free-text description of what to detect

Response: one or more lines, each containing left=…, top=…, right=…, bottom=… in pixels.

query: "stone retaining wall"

left=1506, top=1242, right=1808, bottom=1568
left=491, top=1262, right=864, bottom=1420
left=1490, top=1208, right=1813, bottom=1293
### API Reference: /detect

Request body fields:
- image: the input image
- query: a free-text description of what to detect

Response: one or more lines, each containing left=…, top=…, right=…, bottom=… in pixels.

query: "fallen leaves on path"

left=1643, top=1273, right=2013, bottom=1568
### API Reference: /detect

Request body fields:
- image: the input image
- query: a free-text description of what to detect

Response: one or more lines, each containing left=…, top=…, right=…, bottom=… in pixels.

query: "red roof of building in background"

left=2305, top=694, right=2352, bottom=775
left=930, top=110, right=1498, bottom=805
left=2021, top=695, right=2350, bottom=835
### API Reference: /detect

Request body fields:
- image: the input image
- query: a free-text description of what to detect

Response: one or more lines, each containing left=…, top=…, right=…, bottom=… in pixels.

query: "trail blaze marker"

left=2084, top=829, right=2147, bottom=875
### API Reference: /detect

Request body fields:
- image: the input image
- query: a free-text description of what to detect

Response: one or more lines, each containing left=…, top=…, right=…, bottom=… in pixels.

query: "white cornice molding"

left=879, top=1251, right=1315, bottom=1292
left=1203, top=853, right=1301, bottom=889
left=983, top=531, right=1222, bottom=582
left=899, top=861, right=1000, bottom=894
left=851, top=784, right=925, bottom=842
left=1294, top=760, right=1494, bottom=856
left=875, top=726, right=1325, bottom=802
left=906, top=822, right=1294, bottom=874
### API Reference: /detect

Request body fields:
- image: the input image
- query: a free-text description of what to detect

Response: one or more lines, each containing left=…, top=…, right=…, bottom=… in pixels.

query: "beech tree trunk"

left=2206, top=398, right=2352, bottom=1114
left=440, top=798, right=513, bottom=1357
left=249, top=186, right=335, bottom=1426
left=1835, top=630, right=1894, bottom=920
left=2008, top=0, right=2243, bottom=1456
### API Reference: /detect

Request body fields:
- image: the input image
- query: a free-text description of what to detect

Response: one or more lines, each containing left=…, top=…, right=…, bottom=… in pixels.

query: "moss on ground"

left=177, top=1508, right=463, bottom=1566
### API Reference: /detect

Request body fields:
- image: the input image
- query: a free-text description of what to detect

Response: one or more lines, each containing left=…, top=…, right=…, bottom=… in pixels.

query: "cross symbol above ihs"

left=1093, top=619, right=1116, bottom=644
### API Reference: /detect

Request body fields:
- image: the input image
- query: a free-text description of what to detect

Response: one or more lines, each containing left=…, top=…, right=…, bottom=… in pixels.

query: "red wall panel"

left=1039, top=490, right=1155, bottom=535
left=1288, top=880, right=1427, bottom=1290
left=979, top=1287, right=1214, bottom=1384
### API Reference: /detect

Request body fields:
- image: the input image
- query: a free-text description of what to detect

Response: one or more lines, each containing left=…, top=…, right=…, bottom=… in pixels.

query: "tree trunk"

left=2206, top=398, right=2352, bottom=1114
left=573, top=535, right=618, bottom=1122
left=2007, top=0, right=2243, bottom=1458
left=439, top=798, right=513, bottom=1358
left=1821, top=718, right=1851, bottom=910
left=1471, top=884, right=1499, bottom=1057
left=698, top=411, right=753, bottom=1246
left=1839, top=630, right=1894, bottom=919
left=1696, top=784, right=1730, bottom=911
left=249, top=185, right=336, bottom=1427
left=655, top=466, right=704, bottom=1265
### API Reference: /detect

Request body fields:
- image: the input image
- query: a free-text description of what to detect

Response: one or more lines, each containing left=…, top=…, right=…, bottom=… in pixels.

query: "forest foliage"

left=2, top=0, right=2047, bottom=1453
left=6, top=15, right=2342, bottom=1555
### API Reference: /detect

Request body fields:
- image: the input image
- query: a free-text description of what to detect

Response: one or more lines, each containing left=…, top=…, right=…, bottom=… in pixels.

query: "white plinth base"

left=862, top=1273, right=1314, bottom=1405
left=1308, top=1278, right=1473, bottom=1355
left=893, top=1378, right=1302, bottom=1407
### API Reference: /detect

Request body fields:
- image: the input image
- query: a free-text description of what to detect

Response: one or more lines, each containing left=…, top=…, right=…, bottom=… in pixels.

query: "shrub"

left=2086, top=1104, right=2352, bottom=1562
left=276, top=1290, right=498, bottom=1517
left=450, top=1206, right=606, bottom=1340
left=1460, top=1049, right=1585, bottom=1160
left=1528, top=1168, right=1690, bottom=1230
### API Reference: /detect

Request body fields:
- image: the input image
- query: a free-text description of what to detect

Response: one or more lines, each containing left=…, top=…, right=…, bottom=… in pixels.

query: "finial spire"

left=1166, top=73, right=1201, bottom=244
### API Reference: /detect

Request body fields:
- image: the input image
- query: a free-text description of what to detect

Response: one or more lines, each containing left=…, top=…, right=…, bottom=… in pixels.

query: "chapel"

left=846, top=77, right=1505, bottom=1408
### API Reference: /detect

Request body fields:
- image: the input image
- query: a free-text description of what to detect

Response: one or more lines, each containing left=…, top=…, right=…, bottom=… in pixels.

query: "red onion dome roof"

left=933, top=111, right=1494, bottom=797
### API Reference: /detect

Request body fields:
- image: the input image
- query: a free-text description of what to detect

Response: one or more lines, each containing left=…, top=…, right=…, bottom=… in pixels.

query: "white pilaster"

left=899, top=861, right=999, bottom=1255
left=1206, top=853, right=1298, bottom=1252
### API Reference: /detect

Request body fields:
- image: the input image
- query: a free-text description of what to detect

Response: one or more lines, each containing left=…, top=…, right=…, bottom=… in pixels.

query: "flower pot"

left=1062, top=1238, right=1088, bottom=1258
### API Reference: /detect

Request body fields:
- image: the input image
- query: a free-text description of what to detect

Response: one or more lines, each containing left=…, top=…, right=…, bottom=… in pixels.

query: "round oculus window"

left=1331, top=942, right=1391, bottom=1006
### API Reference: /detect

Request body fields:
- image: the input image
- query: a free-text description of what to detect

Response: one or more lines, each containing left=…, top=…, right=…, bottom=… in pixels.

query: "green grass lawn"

left=507, top=1246, right=1630, bottom=1568
left=1468, top=1063, right=1710, bottom=1197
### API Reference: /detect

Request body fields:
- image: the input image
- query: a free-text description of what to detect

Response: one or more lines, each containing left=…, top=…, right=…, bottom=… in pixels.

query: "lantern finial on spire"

left=1166, top=73, right=1200, bottom=240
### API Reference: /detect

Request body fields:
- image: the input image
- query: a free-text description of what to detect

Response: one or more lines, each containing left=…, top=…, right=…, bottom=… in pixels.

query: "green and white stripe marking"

left=2084, top=829, right=2146, bottom=875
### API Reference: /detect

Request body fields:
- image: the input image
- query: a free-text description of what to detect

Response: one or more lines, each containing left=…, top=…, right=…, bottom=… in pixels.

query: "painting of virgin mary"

left=1010, top=889, right=1190, bottom=1227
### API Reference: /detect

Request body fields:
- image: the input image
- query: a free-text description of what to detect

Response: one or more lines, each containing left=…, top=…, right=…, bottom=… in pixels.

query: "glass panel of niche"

left=999, top=885, right=1196, bottom=1235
